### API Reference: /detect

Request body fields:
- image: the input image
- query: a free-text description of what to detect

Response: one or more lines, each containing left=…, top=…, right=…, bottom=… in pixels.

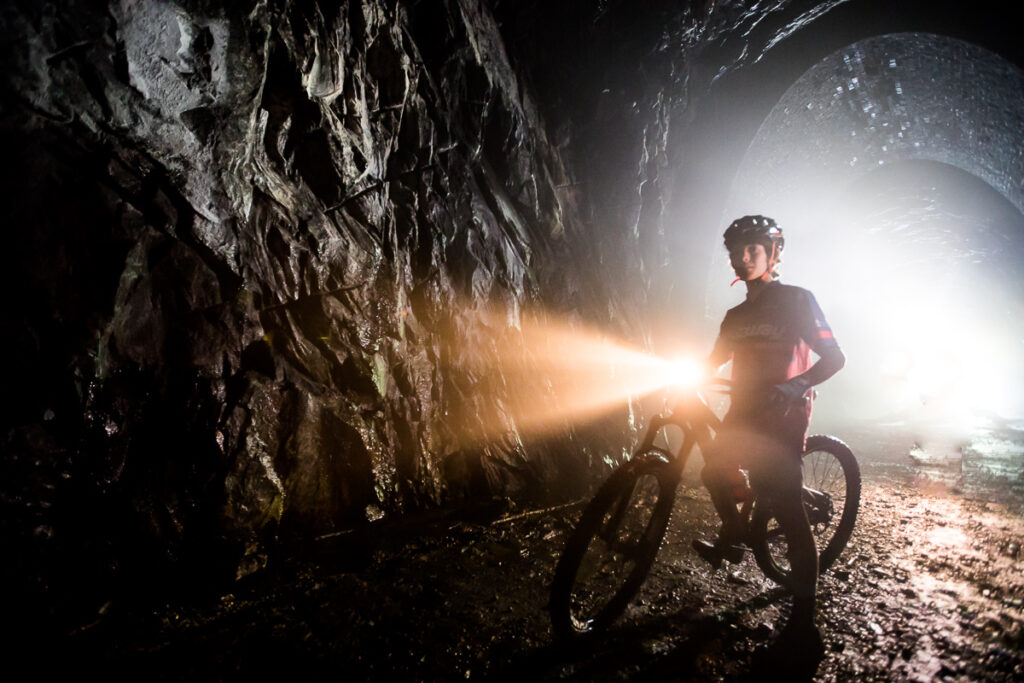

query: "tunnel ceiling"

left=665, top=2, right=1024, bottom=335
left=729, top=32, right=1024, bottom=220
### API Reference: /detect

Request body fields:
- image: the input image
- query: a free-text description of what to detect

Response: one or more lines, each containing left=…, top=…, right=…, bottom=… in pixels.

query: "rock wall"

left=0, top=0, right=650, bottom=605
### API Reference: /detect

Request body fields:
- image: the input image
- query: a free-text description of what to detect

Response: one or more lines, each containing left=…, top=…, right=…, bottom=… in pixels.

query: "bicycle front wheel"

left=549, top=448, right=677, bottom=639
left=752, top=435, right=861, bottom=587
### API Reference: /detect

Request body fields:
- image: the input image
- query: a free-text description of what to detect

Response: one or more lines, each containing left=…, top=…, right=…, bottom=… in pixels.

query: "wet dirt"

left=49, top=428, right=1024, bottom=682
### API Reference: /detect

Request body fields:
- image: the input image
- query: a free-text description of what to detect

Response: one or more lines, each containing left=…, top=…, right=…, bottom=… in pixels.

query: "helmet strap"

left=766, top=241, right=779, bottom=280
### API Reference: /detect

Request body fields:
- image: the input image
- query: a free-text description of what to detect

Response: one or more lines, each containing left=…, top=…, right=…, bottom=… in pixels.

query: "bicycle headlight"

left=665, top=357, right=703, bottom=389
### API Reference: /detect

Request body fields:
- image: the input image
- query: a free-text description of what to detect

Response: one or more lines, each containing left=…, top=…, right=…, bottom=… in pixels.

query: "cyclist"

left=694, top=215, right=845, bottom=651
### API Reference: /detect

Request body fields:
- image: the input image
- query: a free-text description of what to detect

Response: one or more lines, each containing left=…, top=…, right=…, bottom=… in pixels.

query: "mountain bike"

left=548, top=380, right=860, bottom=639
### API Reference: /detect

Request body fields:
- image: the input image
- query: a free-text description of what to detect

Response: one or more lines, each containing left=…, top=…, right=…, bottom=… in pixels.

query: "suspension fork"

left=598, top=417, right=692, bottom=545
left=601, top=396, right=719, bottom=538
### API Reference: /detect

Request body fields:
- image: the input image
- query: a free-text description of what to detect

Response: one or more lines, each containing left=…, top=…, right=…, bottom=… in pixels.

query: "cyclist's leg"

left=699, top=425, right=746, bottom=542
left=757, top=476, right=825, bottom=662
left=758, top=461, right=817, bottom=622
left=748, top=408, right=818, bottom=629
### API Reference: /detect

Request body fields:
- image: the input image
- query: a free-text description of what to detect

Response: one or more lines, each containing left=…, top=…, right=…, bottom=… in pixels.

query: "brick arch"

left=727, top=32, right=1024, bottom=222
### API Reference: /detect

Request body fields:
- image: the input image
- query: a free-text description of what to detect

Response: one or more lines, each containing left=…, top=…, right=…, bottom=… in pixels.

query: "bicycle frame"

left=631, top=384, right=758, bottom=528
left=636, top=392, right=720, bottom=457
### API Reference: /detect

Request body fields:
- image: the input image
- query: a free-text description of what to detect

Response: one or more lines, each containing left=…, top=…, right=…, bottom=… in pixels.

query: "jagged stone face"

left=2, top=0, right=1022, bottom=603
left=0, top=0, right=639, bottom=592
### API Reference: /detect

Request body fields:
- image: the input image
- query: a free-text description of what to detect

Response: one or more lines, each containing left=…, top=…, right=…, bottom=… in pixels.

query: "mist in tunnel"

left=712, top=32, right=1024, bottom=432
left=795, top=161, right=1024, bottom=424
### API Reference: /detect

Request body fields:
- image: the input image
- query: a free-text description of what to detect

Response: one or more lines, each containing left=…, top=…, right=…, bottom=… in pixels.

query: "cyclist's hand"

left=769, top=377, right=811, bottom=408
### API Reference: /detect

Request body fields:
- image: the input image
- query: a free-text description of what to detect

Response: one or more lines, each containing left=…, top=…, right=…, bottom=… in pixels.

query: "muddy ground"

left=29, top=425, right=1024, bottom=681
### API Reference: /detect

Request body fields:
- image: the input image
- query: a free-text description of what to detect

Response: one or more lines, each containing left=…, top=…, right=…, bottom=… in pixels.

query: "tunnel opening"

left=801, top=159, right=1024, bottom=426
left=708, top=29, right=1024, bottom=435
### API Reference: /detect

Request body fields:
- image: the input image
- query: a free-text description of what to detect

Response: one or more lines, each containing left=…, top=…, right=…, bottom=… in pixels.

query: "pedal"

left=692, top=540, right=746, bottom=569
left=721, top=542, right=747, bottom=564
left=692, top=540, right=724, bottom=569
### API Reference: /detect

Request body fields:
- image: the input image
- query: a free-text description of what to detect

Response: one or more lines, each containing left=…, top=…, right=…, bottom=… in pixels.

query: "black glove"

left=770, top=377, right=811, bottom=407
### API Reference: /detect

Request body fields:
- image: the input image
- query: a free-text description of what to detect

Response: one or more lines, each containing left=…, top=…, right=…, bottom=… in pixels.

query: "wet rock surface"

left=1, top=0, right=650, bottom=604
left=42, top=439, right=1023, bottom=682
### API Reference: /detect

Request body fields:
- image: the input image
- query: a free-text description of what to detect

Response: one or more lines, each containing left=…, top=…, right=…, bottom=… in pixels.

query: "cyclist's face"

left=730, top=243, right=770, bottom=281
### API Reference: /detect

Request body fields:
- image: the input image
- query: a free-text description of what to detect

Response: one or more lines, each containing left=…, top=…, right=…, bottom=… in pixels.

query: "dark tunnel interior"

left=1, top=0, right=1022, bottom=679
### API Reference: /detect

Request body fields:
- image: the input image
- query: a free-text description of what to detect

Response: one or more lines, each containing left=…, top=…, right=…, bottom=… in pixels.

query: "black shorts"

left=711, top=400, right=811, bottom=500
left=725, top=397, right=811, bottom=456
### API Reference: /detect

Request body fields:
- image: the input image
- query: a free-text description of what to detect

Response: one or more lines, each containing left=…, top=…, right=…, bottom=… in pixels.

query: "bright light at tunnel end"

left=723, top=181, right=1024, bottom=425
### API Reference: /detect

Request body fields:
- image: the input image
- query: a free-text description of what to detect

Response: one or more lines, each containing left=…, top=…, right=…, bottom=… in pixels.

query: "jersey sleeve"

left=796, top=289, right=839, bottom=353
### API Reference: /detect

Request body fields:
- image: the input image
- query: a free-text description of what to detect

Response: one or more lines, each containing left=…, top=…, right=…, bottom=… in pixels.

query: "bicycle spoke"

left=801, top=448, right=846, bottom=548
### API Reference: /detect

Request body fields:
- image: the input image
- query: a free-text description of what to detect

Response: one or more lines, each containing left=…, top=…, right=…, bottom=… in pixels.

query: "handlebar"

left=700, top=378, right=732, bottom=393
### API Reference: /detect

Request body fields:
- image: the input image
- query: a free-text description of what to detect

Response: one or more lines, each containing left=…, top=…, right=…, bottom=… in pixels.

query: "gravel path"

left=49, top=436, right=1024, bottom=682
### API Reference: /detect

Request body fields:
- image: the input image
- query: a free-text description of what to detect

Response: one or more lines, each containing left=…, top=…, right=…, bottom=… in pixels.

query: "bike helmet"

left=723, top=215, right=784, bottom=282
left=722, top=215, right=784, bottom=254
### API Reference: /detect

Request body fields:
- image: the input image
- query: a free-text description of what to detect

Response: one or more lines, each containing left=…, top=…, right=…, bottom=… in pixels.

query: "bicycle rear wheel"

left=549, top=448, right=677, bottom=639
left=752, top=435, right=861, bottom=587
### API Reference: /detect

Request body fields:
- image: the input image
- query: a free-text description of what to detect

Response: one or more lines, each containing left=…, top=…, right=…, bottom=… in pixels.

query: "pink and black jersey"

left=711, top=282, right=839, bottom=414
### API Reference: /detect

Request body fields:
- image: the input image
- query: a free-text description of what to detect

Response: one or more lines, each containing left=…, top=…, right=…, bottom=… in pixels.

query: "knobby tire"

left=549, top=448, right=677, bottom=639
